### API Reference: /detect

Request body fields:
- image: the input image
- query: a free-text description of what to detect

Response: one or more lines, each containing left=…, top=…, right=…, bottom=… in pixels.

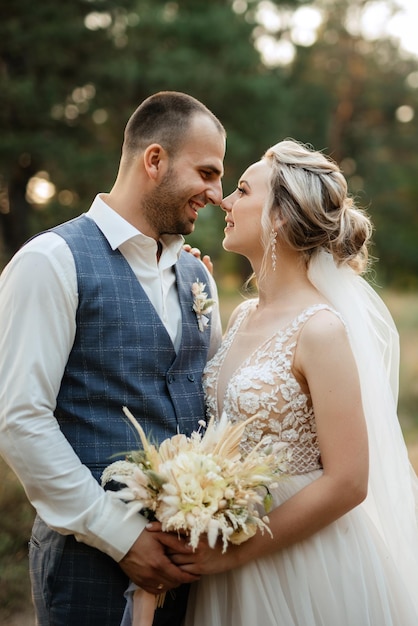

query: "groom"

left=0, top=92, right=225, bottom=625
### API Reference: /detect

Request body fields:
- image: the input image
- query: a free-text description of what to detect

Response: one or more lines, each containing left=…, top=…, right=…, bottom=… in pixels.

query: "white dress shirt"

left=0, top=195, right=221, bottom=561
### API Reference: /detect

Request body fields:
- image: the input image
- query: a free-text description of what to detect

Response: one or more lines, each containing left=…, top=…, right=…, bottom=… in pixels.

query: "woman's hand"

left=183, top=244, right=214, bottom=276
left=146, top=521, right=240, bottom=576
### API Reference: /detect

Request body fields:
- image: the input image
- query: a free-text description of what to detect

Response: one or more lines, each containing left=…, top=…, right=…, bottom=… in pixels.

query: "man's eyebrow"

left=202, top=164, right=224, bottom=177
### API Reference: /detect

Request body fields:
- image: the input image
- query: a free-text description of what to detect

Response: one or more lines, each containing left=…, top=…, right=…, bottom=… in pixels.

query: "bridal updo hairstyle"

left=262, top=140, right=372, bottom=274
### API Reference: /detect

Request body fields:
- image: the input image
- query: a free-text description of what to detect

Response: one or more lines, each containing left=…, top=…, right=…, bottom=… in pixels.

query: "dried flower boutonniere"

left=191, top=279, right=216, bottom=331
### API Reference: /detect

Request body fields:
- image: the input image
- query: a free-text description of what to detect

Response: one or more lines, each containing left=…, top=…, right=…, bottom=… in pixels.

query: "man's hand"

left=183, top=244, right=214, bottom=276
left=119, top=528, right=200, bottom=595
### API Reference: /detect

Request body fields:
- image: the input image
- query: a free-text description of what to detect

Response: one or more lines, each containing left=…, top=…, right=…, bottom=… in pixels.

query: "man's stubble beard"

left=142, top=169, right=195, bottom=236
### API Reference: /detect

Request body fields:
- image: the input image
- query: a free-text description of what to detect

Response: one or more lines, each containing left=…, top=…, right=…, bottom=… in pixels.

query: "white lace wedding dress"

left=184, top=300, right=418, bottom=626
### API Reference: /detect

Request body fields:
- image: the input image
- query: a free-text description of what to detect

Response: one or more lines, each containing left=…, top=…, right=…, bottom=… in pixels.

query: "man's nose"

left=206, top=179, right=223, bottom=206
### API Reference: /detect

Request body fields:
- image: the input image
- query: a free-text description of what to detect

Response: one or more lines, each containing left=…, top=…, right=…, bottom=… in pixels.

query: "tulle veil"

left=308, top=250, right=418, bottom=609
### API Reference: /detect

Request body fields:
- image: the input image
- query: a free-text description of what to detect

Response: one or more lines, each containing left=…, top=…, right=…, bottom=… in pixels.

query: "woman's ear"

left=273, top=212, right=287, bottom=229
left=143, top=143, right=168, bottom=181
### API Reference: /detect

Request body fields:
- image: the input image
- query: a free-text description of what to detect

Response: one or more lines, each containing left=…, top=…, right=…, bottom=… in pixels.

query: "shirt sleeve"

left=0, top=234, right=145, bottom=562
left=205, top=269, right=223, bottom=360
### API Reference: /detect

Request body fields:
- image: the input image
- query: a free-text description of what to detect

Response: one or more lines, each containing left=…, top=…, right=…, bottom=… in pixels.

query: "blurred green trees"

left=1, top=0, right=417, bottom=285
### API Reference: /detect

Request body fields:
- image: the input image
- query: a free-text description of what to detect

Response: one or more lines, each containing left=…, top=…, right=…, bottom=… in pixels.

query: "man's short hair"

left=123, top=91, right=225, bottom=158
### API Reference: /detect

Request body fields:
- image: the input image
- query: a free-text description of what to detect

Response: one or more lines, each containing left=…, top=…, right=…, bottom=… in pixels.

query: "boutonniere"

left=191, top=279, right=216, bottom=332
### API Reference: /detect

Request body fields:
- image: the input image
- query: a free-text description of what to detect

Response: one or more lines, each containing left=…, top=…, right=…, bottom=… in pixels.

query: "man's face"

left=142, top=114, right=225, bottom=237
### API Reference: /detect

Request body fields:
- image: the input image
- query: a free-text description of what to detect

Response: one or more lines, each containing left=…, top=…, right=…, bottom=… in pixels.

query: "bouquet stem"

left=132, top=588, right=165, bottom=626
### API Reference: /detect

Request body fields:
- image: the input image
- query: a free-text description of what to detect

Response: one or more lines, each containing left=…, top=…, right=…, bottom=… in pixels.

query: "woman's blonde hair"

left=260, top=139, right=372, bottom=275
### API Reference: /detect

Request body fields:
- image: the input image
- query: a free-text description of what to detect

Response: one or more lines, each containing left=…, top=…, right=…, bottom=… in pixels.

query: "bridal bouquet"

left=101, top=407, right=290, bottom=626
left=102, top=407, right=290, bottom=552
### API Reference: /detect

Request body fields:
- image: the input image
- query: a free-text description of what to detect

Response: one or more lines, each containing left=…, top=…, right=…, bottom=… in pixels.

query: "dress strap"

left=279, top=303, right=345, bottom=342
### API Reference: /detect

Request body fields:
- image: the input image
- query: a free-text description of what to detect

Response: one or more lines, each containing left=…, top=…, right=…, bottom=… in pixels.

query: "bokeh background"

left=1, top=0, right=417, bottom=622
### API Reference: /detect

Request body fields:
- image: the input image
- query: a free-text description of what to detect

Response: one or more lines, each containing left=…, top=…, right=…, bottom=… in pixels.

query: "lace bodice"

left=204, top=301, right=342, bottom=474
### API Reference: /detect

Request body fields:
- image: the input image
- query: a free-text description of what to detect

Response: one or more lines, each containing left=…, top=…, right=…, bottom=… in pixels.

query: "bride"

left=166, top=139, right=418, bottom=625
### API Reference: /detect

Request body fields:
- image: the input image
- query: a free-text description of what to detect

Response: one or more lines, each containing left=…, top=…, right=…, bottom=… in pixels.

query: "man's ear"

left=143, top=143, right=168, bottom=181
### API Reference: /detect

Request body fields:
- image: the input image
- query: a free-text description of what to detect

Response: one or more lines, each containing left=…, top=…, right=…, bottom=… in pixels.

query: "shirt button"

left=167, top=374, right=175, bottom=383
left=187, top=374, right=195, bottom=382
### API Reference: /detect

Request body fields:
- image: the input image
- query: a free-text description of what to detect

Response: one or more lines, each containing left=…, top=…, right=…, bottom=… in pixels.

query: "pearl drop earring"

left=270, top=229, right=277, bottom=271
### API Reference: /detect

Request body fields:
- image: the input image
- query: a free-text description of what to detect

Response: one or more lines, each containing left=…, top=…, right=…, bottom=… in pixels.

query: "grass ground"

left=1, top=287, right=417, bottom=623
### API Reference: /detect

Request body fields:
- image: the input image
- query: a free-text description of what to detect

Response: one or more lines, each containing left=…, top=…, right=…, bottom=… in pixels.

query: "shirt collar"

left=86, top=194, right=185, bottom=259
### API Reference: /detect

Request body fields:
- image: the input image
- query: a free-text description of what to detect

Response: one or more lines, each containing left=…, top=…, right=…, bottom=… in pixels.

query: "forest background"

left=0, top=0, right=417, bottom=622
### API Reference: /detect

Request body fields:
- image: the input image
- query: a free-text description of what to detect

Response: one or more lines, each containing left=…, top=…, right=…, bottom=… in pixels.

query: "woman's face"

left=221, top=159, right=270, bottom=261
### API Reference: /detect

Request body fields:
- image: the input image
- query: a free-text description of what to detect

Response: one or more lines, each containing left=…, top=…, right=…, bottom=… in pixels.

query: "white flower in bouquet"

left=101, top=407, right=291, bottom=552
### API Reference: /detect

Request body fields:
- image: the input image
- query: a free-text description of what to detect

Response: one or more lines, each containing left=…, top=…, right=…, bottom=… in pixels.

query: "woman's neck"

left=255, top=255, right=312, bottom=309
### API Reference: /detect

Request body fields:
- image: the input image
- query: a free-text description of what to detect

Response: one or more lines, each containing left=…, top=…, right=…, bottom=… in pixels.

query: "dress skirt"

left=184, top=470, right=418, bottom=626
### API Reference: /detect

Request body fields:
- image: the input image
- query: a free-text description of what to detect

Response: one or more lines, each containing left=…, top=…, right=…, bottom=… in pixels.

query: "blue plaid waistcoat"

left=53, top=215, right=213, bottom=480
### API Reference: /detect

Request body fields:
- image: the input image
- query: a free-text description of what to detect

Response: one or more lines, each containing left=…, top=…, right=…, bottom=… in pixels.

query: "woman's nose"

left=220, top=194, right=233, bottom=212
